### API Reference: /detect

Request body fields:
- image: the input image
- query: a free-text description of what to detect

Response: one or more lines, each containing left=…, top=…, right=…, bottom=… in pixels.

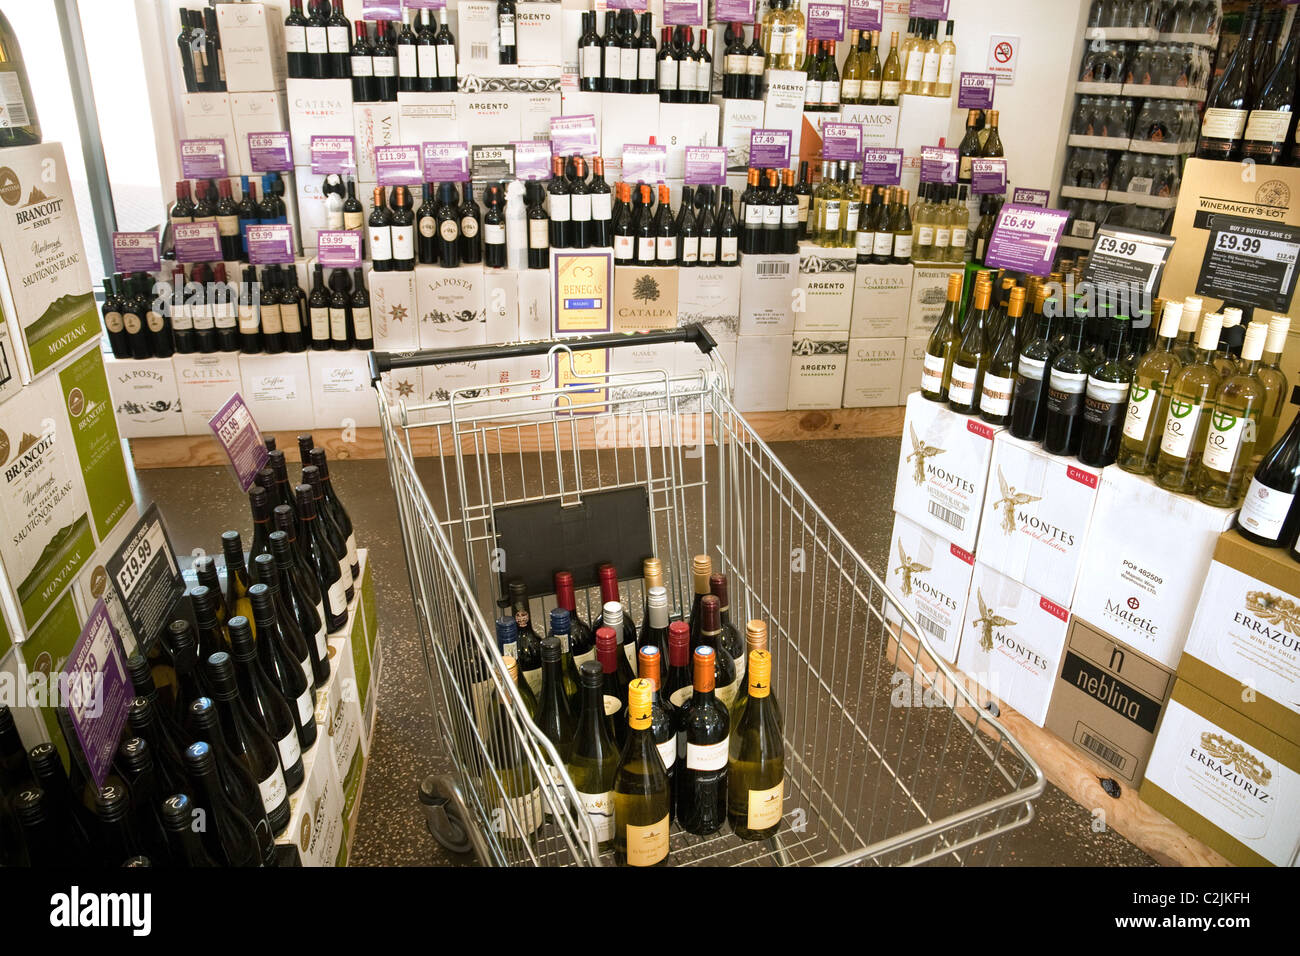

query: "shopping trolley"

left=369, top=324, right=1044, bottom=867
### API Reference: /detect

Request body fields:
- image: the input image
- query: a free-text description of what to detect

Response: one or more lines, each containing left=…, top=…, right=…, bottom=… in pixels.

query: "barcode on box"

left=1079, top=730, right=1126, bottom=770
left=915, top=611, right=946, bottom=642
left=927, top=500, right=964, bottom=530
left=756, top=262, right=790, bottom=276
left=471, top=43, right=489, bottom=60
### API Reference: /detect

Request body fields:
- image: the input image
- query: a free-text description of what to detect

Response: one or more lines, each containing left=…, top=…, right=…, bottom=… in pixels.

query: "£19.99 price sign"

left=1196, top=213, right=1300, bottom=313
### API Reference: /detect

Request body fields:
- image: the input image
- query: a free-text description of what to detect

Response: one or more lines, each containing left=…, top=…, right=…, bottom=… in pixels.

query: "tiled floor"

left=135, top=435, right=1153, bottom=867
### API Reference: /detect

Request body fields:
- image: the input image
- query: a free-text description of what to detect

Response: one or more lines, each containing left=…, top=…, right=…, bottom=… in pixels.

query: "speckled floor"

left=133, top=435, right=1153, bottom=867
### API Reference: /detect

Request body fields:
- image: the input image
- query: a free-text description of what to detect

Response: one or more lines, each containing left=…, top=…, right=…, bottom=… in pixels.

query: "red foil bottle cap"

left=595, top=626, right=618, bottom=674
left=554, top=571, right=576, bottom=612
left=597, top=563, right=619, bottom=602
left=667, top=621, right=689, bottom=666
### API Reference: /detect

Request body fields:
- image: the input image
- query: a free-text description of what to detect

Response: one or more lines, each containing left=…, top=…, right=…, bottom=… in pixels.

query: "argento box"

left=1073, top=466, right=1236, bottom=669
left=739, top=255, right=798, bottom=336
left=852, top=264, right=913, bottom=339
left=1181, top=531, right=1300, bottom=744
left=416, top=264, right=487, bottom=349
left=1142, top=679, right=1300, bottom=867
left=795, top=244, right=855, bottom=334
left=976, top=432, right=1103, bottom=608
left=842, top=337, right=904, bottom=408
left=884, top=512, right=974, bottom=663
left=677, top=267, right=740, bottom=343
left=893, top=390, right=1002, bottom=553
left=956, top=562, right=1071, bottom=727
left=0, top=143, right=100, bottom=380
left=788, top=334, right=848, bottom=410
left=908, top=266, right=963, bottom=339
left=173, top=352, right=244, bottom=437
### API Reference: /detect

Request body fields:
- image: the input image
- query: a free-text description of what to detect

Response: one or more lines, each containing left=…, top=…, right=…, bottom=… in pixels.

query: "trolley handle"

left=368, top=323, right=718, bottom=383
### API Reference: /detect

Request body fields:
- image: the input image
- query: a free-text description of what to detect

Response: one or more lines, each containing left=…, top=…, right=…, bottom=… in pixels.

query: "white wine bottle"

left=727, top=648, right=784, bottom=840
left=490, top=657, right=544, bottom=845
left=1117, top=300, right=1184, bottom=476
left=1198, top=322, right=1269, bottom=508
left=1156, top=312, right=1224, bottom=493
left=921, top=271, right=964, bottom=402
left=613, top=678, right=671, bottom=866
left=566, top=661, right=619, bottom=851
left=1255, top=315, right=1291, bottom=451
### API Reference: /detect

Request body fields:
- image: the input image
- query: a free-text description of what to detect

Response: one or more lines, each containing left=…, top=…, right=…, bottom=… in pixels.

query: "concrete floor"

left=135, top=435, right=1153, bottom=867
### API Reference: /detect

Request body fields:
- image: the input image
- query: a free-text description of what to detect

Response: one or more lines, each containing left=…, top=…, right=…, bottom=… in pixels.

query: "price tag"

left=910, top=0, right=950, bottom=16
left=248, top=131, right=294, bottom=172
left=405, top=0, right=446, bottom=7
left=245, top=223, right=296, bottom=264
left=103, top=504, right=184, bottom=656
left=684, top=146, right=727, bottom=185
left=472, top=144, right=516, bottom=182
left=513, top=141, right=553, bottom=180
left=422, top=141, right=470, bottom=182
left=715, top=0, right=756, bottom=22
left=984, top=203, right=1071, bottom=277
left=822, top=122, right=863, bottom=162
left=209, top=392, right=270, bottom=492
left=920, top=146, right=959, bottom=184
left=550, top=115, right=599, bottom=158
left=112, top=232, right=161, bottom=273
left=1082, top=225, right=1175, bottom=301
left=1196, top=214, right=1300, bottom=313
left=1012, top=187, right=1051, bottom=208
left=180, top=139, right=228, bottom=179
left=861, top=148, right=903, bottom=185
left=957, top=72, right=997, bottom=110
left=362, top=0, right=403, bottom=18
left=806, top=3, right=845, bottom=40
left=317, top=230, right=365, bottom=269
left=375, top=145, right=424, bottom=186
left=607, top=0, right=650, bottom=9
left=622, top=144, right=668, bottom=184
left=64, top=601, right=132, bottom=790
left=971, top=158, right=1008, bottom=194
left=749, top=128, right=791, bottom=168
left=311, top=135, right=357, bottom=175
left=846, top=0, right=883, bottom=32
left=663, top=0, right=703, bottom=26
left=173, top=221, right=222, bottom=263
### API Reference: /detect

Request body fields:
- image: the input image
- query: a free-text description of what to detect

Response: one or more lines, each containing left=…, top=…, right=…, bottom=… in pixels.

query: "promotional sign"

left=311, top=135, right=357, bottom=174
left=821, top=123, right=863, bottom=162
left=112, top=232, right=161, bottom=273
left=422, top=141, right=470, bottom=182
left=957, top=73, right=997, bottom=110
left=375, top=145, right=424, bottom=186
left=245, top=223, right=296, bottom=265
left=472, top=144, right=516, bottom=183
left=104, top=504, right=185, bottom=657
left=749, top=128, right=792, bottom=168
left=715, top=0, right=756, bottom=21
left=971, top=158, right=1008, bottom=195
left=909, top=0, right=950, bottom=16
left=664, top=0, right=704, bottom=26
left=180, top=139, right=228, bottom=179
left=919, top=146, right=959, bottom=184
left=362, top=0, right=403, bottom=18
left=550, top=115, right=599, bottom=158
left=861, top=148, right=903, bottom=185
left=1082, top=226, right=1176, bottom=302
left=984, top=204, right=1071, bottom=277
left=64, top=601, right=132, bottom=790
left=607, top=0, right=650, bottom=9
left=684, top=146, right=727, bottom=185
left=623, top=144, right=668, bottom=184
left=317, top=230, right=366, bottom=269
left=173, top=221, right=223, bottom=263
left=1196, top=214, right=1300, bottom=313
left=513, top=141, right=553, bottom=180
left=846, top=0, right=883, bottom=31
left=247, top=131, right=294, bottom=172
left=806, top=3, right=846, bottom=40
left=1012, top=187, right=1051, bottom=208
left=209, top=392, right=270, bottom=492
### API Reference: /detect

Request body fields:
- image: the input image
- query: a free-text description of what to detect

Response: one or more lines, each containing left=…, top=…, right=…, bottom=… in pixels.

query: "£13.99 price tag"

left=1196, top=213, right=1300, bottom=313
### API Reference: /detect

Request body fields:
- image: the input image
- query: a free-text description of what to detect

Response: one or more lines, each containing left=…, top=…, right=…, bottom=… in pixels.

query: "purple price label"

left=715, top=0, right=756, bottom=22
left=173, top=222, right=222, bottom=263
left=180, top=139, right=227, bottom=179
left=362, top=0, right=403, bottom=19
left=245, top=224, right=296, bottom=265
left=422, top=141, right=470, bottom=182
left=822, top=123, right=863, bottom=162
left=909, top=0, right=950, bottom=17
left=920, top=146, right=959, bottom=184
left=375, top=145, right=424, bottom=186
left=807, top=3, right=845, bottom=41
left=984, top=204, right=1070, bottom=277
left=248, top=131, right=294, bottom=172
left=1012, top=187, right=1051, bottom=208
left=972, top=158, right=1008, bottom=194
left=749, top=129, right=791, bottom=168
left=684, top=146, right=727, bottom=185
left=861, top=148, right=903, bottom=185
left=846, top=0, right=883, bottom=31
left=209, top=392, right=269, bottom=492
left=607, top=0, right=649, bottom=9
left=550, top=115, right=599, bottom=158
left=65, top=601, right=132, bottom=790
left=664, top=0, right=703, bottom=26
left=514, top=141, right=553, bottom=180
left=623, top=144, right=668, bottom=184
left=957, top=73, right=997, bottom=110
left=112, top=232, right=161, bottom=273
left=311, top=135, right=357, bottom=175
left=405, top=0, right=446, bottom=7
left=317, top=230, right=364, bottom=269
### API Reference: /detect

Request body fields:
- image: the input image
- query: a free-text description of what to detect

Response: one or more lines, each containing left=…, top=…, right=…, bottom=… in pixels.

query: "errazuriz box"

left=173, top=351, right=244, bottom=437
left=733, top=335, right=791, bottom=413
left=851, top=264, right=913, bottom=338
left=1045, top=616, right=1176, bottom=786
left=416, top=264, right=487, bottom=349
left=739, top=254, right=798, bottom=336
left=975, top=432, right=1103, bottom=608
left=216, top=2, right=287, bottom=93
left=285, top=79, right=355, bottom=166
left=1141, top=678, right=1300, bottom=867
left=307, top=350, right=380, bottom=429
left=104, top=356, right=183, bottom=439
left=908, top=265, right=963, bottom=339
left=367, top=270, right=418, bottom=351
left=677, top=267, right=740, bottom=344
left=842, top=337, right=905, bottom=408
left=1181, top=530, right=1300, bottom=744
left=956, top=562, right=1072, bottom=728
left=884, top=512, right=974, bottom=663
left=788, top=333, right=848, bottom=410
left=237, top=352, right=314, bottom=433
left=613, top=266, right=679, bottom=333
left=795, top=244, right=855, bottom=334
left=230, top=92, right=291, bottom=176
left=1072, top=465, right=1237, bottom=669
left=0, top=143, right=101, bottom=381
left=893, top=391, right=1002, bottom=554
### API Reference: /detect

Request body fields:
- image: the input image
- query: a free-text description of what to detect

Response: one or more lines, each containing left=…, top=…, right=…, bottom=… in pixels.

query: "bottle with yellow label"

left=613, top=678, right=671, bottom=866
left=728, top=648, right=784, bottom=840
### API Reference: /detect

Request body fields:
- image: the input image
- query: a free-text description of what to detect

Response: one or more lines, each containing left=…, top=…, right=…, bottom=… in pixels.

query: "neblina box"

left=884, top=512, right=975, bottom=664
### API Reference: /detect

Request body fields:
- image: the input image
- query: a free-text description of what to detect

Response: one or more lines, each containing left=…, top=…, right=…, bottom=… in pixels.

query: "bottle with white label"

left=493, top=657, right=545, bottom=843
left=676, top=645, right=729, bottom=835
left=727, top=647, right=784, bottom=840
left=1198, top=321, right=1268, bottom=508
left=637, top=644, right=677, bottom=799
left=536, top=637, right=576, bottom=796
left=1239, top=385, right=1300, bottom=546
left=935, top=20, right=957, bottom=97
left=1077, top=314, right=1134, bottom=468
left=1156, top=312, right=1224, bottom=493
left=949, top=276, right=993, bottom=414
left=566, top=660, right=620, bottom=850
left=228, top=609, right=305, bottom=798
left=613, top=678, right=672, bottom=866
left=1042, top=310, right=1097, bottom=456
left=294, top=484, right=349, bottom=632
left=1117, top=299, right=1185, bottom=475
left=178, top=744, right=262, bottom=867
left=980, top=286, right=1026, bottom=426
left=248, top=580, right=318, bottom=752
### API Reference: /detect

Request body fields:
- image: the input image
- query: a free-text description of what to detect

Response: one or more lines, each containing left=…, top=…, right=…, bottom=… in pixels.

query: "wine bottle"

left=13, top=788, right=76, bottom=866
left=487, top=656, right=545, bottom=845
left=371, top=20, right=398, bottom=101
left=613, top=677, right=670, bottom=866
left=307, top=446, right=358, bottom=581
left=676, top=646, right=729, bottom=835
left=535, top=636, right=575, bottom=789
left=227, top=616, right=304, bottom=794
left=526, top=180, right=551, bottom=269
left=251, top=549, right=317, bottom=696
left=508, top=579, right=544, bottom=695
left=350, top=20, right=375, bottom=102
left=593, top=564, right=638, bottom=660
left=183, top=742, right=261, bottom=866
left=195, top=556, right=230, bottom=630
left=1042, top=309, right=1095, bottom=456
left=663, top=620, right=693, bottom=713
left=123, top=659, right=192, bottom=793
left=1198, top=322, right=1269, bottom=508
left=294, top=483, right=348, bottom=631
left=433, top=8, right=457, bottom=92
left=116, top=737, right=174, bottom=866
left=1197, top=5, right=1259, bottom=161
left=205, top=651, right=290, bottom=833
left=249, top=581, right=317, bottom=748
left=26, top=742, right=95, bottom=860
left=981, top=285, right=1026, bottom=427
left=92, top=784, right=144, bottom=867
left=303, top=465, right=354, bottom=603
left=1078, top=315, right=1133, bottom=468
left=187, top=696, right=276, bottom=865
left=283, top=1, right=309, bottom=78
left=369, top=186, right=394, bottom=271
left=567, top=660, right=619, bottom=850
left=160, top=793, right=219, bottom=866
left=709, top=572, right=746, bottom=686
left=948, top=277, right=993, bottom=414
left=272, top=505, right=325, bottom=615
left=1117, top=300, right=1185, bottom=475
left=1238, top=383, right=1300, bottom=545
left=921, top=271, right=964, bottom=402
left=1255, top=316, right=1291, bottom=451
left=636, top=645, right=677, bottom=808
left=726, top=646, right=785, bottom=841
left=504, top=653, right=538, bottom=720
left=596, top=626, right=631, bottom=748
left=1244, top=13, right=1300, bottom=165
left=717, top=186, right=740, bottom=266
left=1156, top=312, right=1225, bottom=493
left=554, top=570, right=595, bottom=667
left=640, top=585, right=671, bottom=672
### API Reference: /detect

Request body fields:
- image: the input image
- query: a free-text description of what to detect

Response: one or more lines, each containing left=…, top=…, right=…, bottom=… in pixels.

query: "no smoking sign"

left=987, top=34, right=1019, bottom=85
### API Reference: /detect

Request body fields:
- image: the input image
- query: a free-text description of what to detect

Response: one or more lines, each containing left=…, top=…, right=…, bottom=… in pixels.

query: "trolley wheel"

left=418, top=774, right=474, bottom=855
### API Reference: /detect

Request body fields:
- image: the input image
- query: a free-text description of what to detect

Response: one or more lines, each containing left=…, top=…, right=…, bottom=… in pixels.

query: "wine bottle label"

left=582, top=46, right=602, bottom=78
left=657, top=738, right=676, bottom=771
left=763, top=202, right=781, bottom=226
left=1046, top=367, right=1087, bottom=418
left=578, top=790, right=615, bottom=843
left=747, top=54, right=765, bottom=76
left=803, top=80, right=824, bottom=105
left=437, top=45, right=455, bottom=76
left=917, top=225, right=934, bottom=246
left=1082, top=377, right=1129, bottom=427
left=1201, top=107, right=1248, bottom=141
left=614, top=234, right=635, bottom=259
left=419, top=215, right=437, bottom=238
left=938, top=53, right=956, bottom=85
left=344, top=210, right=365, bottom=230
left=306, top=26, right=329, bottom=54
left=285, top=25, right=308, bottom=54
left=862, top=79, right=882, bottom=99
left=959, top=155, right=974, bottom=180
left=522, top=665, right=543, bottom=696
left=726, top=53, right=747, bottom=73
left=370, top=225, right=394, bottom=262
left=327, top=577, right=348, bottom=616
left=439, top=219, right=459, bottom=242
left=980, top=371, right=1015, bottom=417
left=1202, top=410, right=1249, bottom=473
left=746, top=780, right=784, bottom=829
left=637, top=236, right=656, bottom=261
left=771, top=23, right=796, bottom=53
left=353, top=307, right=373, bottom=340
left=1244, top=109, right=1291, bottom=142
left=191, top=306, right=215, bottom=331
left=296, top=688, right=314, bottom=726
left=352, top=54, right=374, bottom=76
left=327, top=25, right=350, bottom=52
left=1122, top=383, right=1156, bottom=440
left=624, top=814, right=669, bottom=866
left=934, top=227, right=951, bottom=249
left=171, top=307, right=194, bottom=332
left=214, top=304, right=237, bottom=330
left=500, top=638, right=518, bottom=659
left=330, top=307, right=349, bottom=341
left=892, top=233, right=913, bottom=258
left=921, top=51, right=941, bottom=84
left=621, top=47, right=639, bottom=81
left=668, top=685, right=693, bottom=709
left=258, top=766, right=288, bottom=814
left=657, top=235, right=677, bottom=260
left=280, top=303, right=302, bottom=335
left=842, top=78, right=862, bottom=100
left=679, top=59, right=699, bottom=90
left=313, top=602, right=327, bottom=657
left=217, top=214, right=240, bottom=237
left=1240, top=479, right=1294, bottom=541
left=238, top=305, right=258, bottom=334
left=744, top=204, right=763, bottom=225
left=338, top=558, right=353, bottom=592
left=951, top=227, right=968, bottom=247
left=716, top=677, right=740, bottom=710
left=603, top=694, right=622, bottom=718
left=639, top=47, right=656, bottom=80
left=783, top=202, right=800, bottom=225
left=501, top=786, right=545, bottom=839
left=686, top=736, right=729, bottom=770
left=824, top=204, right=841, bottom=232
left=872, top=230, right=893, bottom=255
left=591, top=193, right=613, bottom=219
left=123, top=313, right=142, bottom=334
left=461, top=216, right=479, bottom=238
left=299, top=655, right=313, bottom=691
left=699, top=64, right=712, bottom=93
left=418, top=46, right=438, bottom=78
left=845, top=203, right=861, bottom=233
left=573, top=646, right=597, bottom=668
left=1016, top=354, right=1046, bottom=383
left=948, top=362, right=978, bottom=406
left=529, top=218, right=550, bottom=248
left=855, top=230, right=875, bottom=254
left=821, top=80, right=840, bottom=106
left=548, top=193, right=571, bottom=221
left=398, top=45, right=418, bottom=77
left=718, top=237, right=736, bottom=262
left=393, top=224, right=415, bottom=260
left=571, top=194, right=592, bottom=221
left=605, top=47, right=620, bottom=77
left=1160, top=398, right=1202, bottom=459
left=904, top=52, right=924, bottom=83
left=499, top=14, right=516, bottom=46
left=373, top=56, right=397, bottom=77
left=104, top=310, right=124, bottom=333
left=277, top=729, right=302, bottom=771
left=146, top=311, right=165, bottom=333
left=485, top=222, right=507, bottom=244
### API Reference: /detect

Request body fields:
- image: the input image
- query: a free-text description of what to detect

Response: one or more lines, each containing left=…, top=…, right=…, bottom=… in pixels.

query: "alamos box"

left=1142, top=678, right=1300, bottom=867
left=1181, top=531, right=1300, bottom=744
left=883, top=512, right=974, bottom=663
left=795, top=245, right=855, bottom=334
left=975, top=433, right=1102, bottom=608
left=893, top=390, right=1002, bottom=554
left=842, top=337, right=905, bottom=408
left=955, top=562, right=1071, bottom=728
left=56, top=346, right=133, bottom=543
left=104, top=355, right=183, bottom=438
left=1072, top=466, right=1237, bottom=670
left=1045, top=617, right=1176, bottom=786
left=0, top=143, right=100, bottom=380
left=851, top=264, right=912, bottom=339
left=677, top=267, right=741, bottom=343
left=613, top=266, right=679, bottom=333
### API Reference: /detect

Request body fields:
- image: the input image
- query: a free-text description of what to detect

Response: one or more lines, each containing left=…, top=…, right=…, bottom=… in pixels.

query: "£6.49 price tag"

left=984, top=203, right=1070, bottom=277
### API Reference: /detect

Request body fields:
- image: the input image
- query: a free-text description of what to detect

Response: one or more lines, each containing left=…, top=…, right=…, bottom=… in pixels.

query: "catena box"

left=843, top=337, right=904, bottom=408
left=1073, top=465, right=1237, bottom=669
left=851, top=264, right=912, bottom=339
left=1142, top=678, right=1300, bottom=867
left=883, top=512, right=974, bottom=663
left=956, top=562, right=1072, bottom=727
left=1181, top=531, right=1300, bottom=744
left=976, top=432, right=1102, bottom=608
left=902, top=336, right=926, bottom=397
left=788, top=333, right=848, bottom=410
left=1045, top=616, right=1176, bottom=786
left=893, top=390, right=1002, bottom=554
left=173, top=352, right=244, bottom=436
left=0, top=144, right=100, bottom=380
left=795, top=245, right=855, bottom=334
left=104, top=356, right=183, bottom=438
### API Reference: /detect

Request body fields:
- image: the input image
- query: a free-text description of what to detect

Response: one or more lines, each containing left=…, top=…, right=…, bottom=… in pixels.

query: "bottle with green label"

left=1117, top=300, right=1184, bottom=475
left=1156, top=312, right=1224, bottom=493
left=1197, top=322, right=1269, bottom=508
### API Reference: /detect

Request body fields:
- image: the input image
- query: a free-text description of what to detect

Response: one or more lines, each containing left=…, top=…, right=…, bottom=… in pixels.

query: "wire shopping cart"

left=369, top=324, right=1044, bottom=867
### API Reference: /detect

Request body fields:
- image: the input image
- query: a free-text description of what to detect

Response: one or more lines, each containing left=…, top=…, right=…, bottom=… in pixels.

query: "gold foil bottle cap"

left=504, top=656, right=518, bottom=681
left=643, top=557, right=664, bottom=589
left=746, top=620, right=768, bottom=652
left=692, top=554, right=712, bottom=593
left=627, top=678, right=654, bottom=729
left=747, top=649, right=772, bottom=698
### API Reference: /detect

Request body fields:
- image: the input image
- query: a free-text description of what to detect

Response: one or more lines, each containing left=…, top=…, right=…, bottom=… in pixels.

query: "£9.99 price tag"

left=1196, top=213, right=1300, bottom=313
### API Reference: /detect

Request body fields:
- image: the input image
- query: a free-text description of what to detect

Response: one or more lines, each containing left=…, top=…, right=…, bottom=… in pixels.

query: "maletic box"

left=788, top=334, right=848, bottom=410
left=893, top=390, right=1003, bottom=554
left=1073, top=465, right=1236, bottom=670
left=851, top=264, right=913, bottom=338
left=1181, top=530, right=1300, bottom=744
left=842, top=337, right=905, bottom=408
left=104, top=355, right=184, bottom=438
left=883, top=512, right=975, bottom=664
left=956, top=562, right=1072, bottom=728
left=739, top=255, right=798, bottom=336
left=613, top=266, right=679, bottom=333
left=416, top=264, right=488, bottom=349
left=795, top=244, right=856, bottom=334
left=975, top=432, right=1103, bottom=609
left=1141, top=678, right=1300, bottom=867
left=216, top=2, right=288, bottom=93
left=1044, top=616, right=1176, bottom=787
left=908, top=266, right=963, bottom=339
